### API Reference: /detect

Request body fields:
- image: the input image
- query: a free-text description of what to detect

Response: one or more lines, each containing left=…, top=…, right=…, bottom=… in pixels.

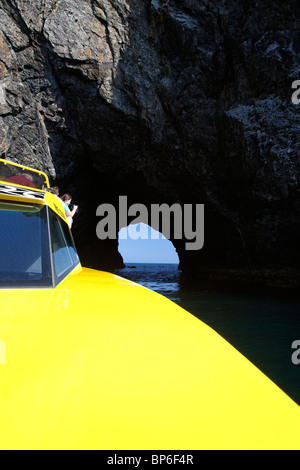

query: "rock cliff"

left=0, top=0, right=299, bottom=288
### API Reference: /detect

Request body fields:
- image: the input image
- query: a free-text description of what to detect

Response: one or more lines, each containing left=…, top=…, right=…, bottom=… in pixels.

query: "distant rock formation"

left=0, top=0, right=299, bottom=287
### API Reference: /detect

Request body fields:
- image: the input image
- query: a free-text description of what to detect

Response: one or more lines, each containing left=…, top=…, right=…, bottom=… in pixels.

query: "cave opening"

left=51, top=155, right=256, bottom=287
left=118, top=223, right=179, bottom=265
left=66, top=164, right=189, bottom=272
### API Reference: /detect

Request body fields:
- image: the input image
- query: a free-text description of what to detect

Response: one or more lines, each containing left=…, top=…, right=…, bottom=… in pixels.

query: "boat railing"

left=0, top=159, right=49, bottom=190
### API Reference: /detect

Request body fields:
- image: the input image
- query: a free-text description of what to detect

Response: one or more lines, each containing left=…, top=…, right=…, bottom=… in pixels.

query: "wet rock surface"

left=0, top=0, right=299, bottom=288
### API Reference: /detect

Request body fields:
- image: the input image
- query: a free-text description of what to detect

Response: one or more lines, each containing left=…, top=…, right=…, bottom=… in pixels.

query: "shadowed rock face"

left=0, top=0, right=299, bottom=288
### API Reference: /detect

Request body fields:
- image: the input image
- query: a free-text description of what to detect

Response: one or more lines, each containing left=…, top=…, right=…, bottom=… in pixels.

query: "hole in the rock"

left=118, top=223, right=179, bottom=264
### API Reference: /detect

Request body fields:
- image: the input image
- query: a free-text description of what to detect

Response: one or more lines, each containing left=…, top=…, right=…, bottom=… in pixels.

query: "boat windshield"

left=0, top=202, right=52, bottom=287
left=0, top=201, right=80, bottom=288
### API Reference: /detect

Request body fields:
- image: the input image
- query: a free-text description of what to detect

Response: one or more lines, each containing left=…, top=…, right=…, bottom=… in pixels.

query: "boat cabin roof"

left=0, top=159, right=49, bottom=190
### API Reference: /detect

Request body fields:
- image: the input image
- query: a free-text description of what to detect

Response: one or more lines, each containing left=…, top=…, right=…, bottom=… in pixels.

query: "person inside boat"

left=6, top=172, right=36, bottom=188
left=47, top=186, right=66, bottom=211
left=60, top=193, right=78, bottom=228
left=47, top=186, right=60, bottom=196
left=48, top=186, right=63, bottom=202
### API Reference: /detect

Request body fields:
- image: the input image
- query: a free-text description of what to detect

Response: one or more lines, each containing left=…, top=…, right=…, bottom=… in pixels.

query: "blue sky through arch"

left=118, top=223, right=179, bottom=264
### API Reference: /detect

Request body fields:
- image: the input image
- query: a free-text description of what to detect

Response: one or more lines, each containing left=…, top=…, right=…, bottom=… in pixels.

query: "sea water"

left=113, top=263, right=300, bottom=406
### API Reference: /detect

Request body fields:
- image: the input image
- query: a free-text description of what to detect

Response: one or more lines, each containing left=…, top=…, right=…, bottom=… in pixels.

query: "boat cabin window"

left=0, top=160, right=48, bottom=189
left=0, top=202, right=80, bottom=288
left=0, top=202, right=52, bottom=287
left=49, top=208, right=79, bottom=284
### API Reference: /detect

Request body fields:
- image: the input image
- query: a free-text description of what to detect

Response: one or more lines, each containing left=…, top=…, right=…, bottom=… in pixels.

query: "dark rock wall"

left=0, top=0, right=299, bottom=287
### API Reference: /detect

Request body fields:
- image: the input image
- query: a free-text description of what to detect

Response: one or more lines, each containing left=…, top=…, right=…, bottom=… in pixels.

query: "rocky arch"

left=0, top=0, right=299, bottom=288
left=117, top=222, right=180, bottom=265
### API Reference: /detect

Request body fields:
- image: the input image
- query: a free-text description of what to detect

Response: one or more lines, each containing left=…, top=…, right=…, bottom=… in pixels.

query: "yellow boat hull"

left=0, top=267, right=299, bottom=449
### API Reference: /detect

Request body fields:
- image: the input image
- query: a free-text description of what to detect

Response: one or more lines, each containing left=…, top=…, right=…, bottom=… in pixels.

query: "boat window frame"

left=0, top=200, right=80, bottom=289
left=0, top=201, right=53, bottom=288
left=47, top=206, right=80, bottom=287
